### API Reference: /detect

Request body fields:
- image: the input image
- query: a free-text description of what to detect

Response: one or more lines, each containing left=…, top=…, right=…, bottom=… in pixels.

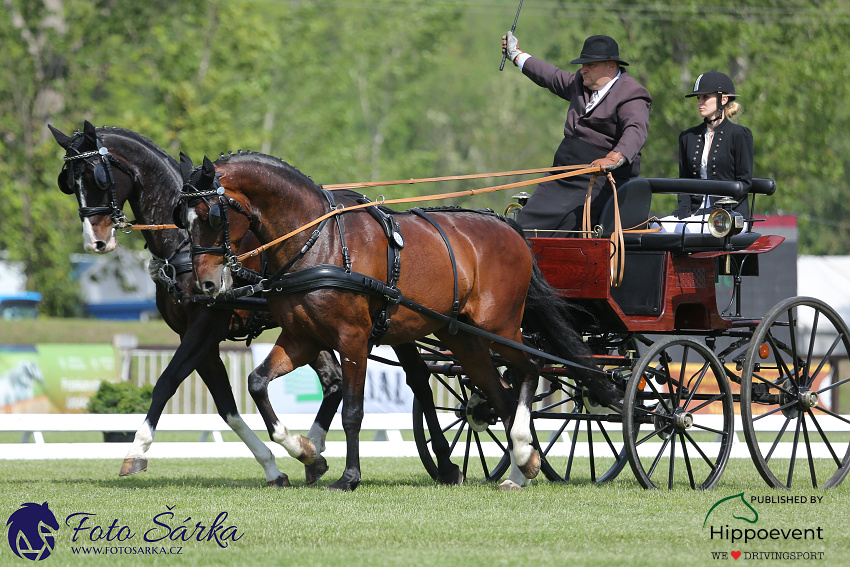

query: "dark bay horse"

left=181, top=152, right=598, bottom=490
left=48, top=121, right=344, bottom=486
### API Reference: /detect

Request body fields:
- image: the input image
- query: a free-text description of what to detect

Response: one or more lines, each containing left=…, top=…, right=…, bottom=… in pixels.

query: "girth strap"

left=409, top=208, right=460, bottom=334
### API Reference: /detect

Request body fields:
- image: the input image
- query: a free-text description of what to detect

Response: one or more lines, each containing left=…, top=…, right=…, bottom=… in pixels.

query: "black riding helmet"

left=686, top=71, right=737, bottom=123
left=685, top=71, right=737, bottom=98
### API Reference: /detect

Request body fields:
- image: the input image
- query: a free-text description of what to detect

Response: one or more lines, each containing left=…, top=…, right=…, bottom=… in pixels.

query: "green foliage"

left=86, top=380, right=154, bottom=414
left=3, top=0, right=850, bottom=317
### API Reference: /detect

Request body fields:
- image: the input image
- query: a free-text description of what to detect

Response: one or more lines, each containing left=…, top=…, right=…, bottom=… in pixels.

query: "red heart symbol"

left=731, top=551, right=741, bottom=560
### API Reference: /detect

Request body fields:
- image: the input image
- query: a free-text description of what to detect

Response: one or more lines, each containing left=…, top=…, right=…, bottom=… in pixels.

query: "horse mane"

left=214, top=150, right=320, bottom=191
left=99, top=126, right=179, bottom=168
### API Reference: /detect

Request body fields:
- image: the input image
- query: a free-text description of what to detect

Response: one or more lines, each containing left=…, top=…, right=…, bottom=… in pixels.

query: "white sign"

left=250, top=344, right=413, bottom=414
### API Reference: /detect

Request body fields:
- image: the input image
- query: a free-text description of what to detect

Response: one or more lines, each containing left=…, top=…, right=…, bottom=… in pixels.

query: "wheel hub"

left=800, top=390, right=819, bottom=409
left=673, top=410, right=694, bottom=433
left=456, top=393, right=493, bottom=432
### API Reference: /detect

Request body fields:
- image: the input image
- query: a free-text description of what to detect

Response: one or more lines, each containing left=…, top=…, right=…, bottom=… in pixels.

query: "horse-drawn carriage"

left=51, top=122, right=850, bottom=491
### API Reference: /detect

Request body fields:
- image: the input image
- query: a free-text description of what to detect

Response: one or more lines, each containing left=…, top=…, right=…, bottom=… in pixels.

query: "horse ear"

left=83, top=120, right=97, bottom=145
left=48, top=124, right=72, bottom=149
left=179, top=152, right=194, bottom=181
left=202, top=156, right=216, bottom=180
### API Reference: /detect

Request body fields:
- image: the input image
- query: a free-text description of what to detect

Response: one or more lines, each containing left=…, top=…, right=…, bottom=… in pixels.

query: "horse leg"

left=304, top=349, right=343, bottom=484
left=435, top=331, right=542, bottom=484
left=194, top=348, right=290, bottom=487
left=248, top=339, right=320, bottom=467
left=328, top=349, right=369, bottom=491
left=120, top=308, right=231, bottom=477
left=393, top=343, right=463, bottom=485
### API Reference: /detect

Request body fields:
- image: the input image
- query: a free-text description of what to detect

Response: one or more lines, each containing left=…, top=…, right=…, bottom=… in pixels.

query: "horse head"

left=177, top=154, right=254, bottom=296
left=48, top=120, right=135, bottom=253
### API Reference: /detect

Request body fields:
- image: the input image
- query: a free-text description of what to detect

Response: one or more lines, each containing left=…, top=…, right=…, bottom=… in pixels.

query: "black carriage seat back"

left=598, top=177, right=653, bottom=235
left=622, top=177, right=776, bottom=253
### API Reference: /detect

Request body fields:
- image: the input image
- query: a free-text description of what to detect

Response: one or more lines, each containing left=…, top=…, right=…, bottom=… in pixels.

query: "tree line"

left=2, top=0, right=849, bottom=315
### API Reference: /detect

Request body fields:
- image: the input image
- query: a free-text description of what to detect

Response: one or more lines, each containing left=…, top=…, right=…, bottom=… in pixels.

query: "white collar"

left=585, top=70, right=621, bottom=112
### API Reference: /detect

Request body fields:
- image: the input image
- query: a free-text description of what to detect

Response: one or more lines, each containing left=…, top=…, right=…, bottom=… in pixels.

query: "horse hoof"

left=498, top=479, right=523, bottom=491
left=119, top=457, right=147, bottom=477
left=305, top=455, right=329, bottom=485
left=267, top=475, right=291, bottom=488
left=518, top=450, right=540, bottom=479
left=438, top=466, right=464, bottom=486
left=328, top=478, right=360, bottom=492
left=295, top=436, right=317, bottom=465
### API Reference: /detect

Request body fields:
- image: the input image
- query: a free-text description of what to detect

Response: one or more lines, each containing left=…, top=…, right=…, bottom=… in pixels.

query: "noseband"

left=61, top=134, right=134, bottom=230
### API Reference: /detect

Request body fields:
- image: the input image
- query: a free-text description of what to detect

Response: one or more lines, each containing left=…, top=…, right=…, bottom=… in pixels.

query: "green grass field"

left=1, top=457, right=847, bottom=567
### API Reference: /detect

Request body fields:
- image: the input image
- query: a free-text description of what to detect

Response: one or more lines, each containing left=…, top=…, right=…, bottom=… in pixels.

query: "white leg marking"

left=307, top=422, right=328, bottom=454
left=124, top=419, right=154, bottom=460
left=272, top=422, right=305, bottom=459
left=510, top=403, right=533, bottom=468
left=499, top=456, right=531, bottom=489
left=225, top=414, right=282, bottom=483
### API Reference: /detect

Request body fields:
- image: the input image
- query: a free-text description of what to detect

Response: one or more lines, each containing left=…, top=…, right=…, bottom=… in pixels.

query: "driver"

left=502, top=32, right=652, bottom=236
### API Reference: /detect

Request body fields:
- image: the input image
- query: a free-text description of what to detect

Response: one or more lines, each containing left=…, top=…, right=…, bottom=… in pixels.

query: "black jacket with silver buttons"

left=674, top=119, right=754, bottom=219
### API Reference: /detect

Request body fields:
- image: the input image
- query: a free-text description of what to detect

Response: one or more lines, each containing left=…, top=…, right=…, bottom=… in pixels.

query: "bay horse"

left=48, top=121, right=344, bottom=487
left=181, top=152, right=607, bottom=490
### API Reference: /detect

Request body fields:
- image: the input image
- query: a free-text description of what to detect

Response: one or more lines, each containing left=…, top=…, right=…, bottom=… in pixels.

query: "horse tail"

left=504, top=218, right=594, bottom=378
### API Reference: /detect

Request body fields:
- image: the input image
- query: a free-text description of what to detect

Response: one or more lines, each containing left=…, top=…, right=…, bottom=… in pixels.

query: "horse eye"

left=208, top=204, right=223, bottom=230
left=93, top=162, right=109, bottom=190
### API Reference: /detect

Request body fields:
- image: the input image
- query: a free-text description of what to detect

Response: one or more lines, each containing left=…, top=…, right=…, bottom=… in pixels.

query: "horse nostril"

left=201, top=281, right=217, bottom=295
left=93, top=240, right=107, bottom=252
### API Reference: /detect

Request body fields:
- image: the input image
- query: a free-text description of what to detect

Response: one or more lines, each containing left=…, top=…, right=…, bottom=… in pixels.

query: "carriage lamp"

left=707, top=198, right=744, bottom=238
left=504, top=191, right=531, bottom=220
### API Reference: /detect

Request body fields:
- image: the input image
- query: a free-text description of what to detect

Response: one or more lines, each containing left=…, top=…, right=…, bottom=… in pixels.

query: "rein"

left=236, top=165, right=605, bottom=262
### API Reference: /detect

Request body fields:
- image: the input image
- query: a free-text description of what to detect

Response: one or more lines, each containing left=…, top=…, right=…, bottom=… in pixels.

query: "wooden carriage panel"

left=529, top=238, right=609, bottom=299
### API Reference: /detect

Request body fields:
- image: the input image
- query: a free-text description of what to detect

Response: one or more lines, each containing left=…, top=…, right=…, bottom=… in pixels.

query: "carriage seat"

left=600, top=177, right=775, bottom=252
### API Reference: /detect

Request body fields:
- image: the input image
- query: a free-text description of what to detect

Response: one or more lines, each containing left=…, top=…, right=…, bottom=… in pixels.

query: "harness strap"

left=410, top=208, right=461, bottom=334
left=204, top=264, right=605, bottom=377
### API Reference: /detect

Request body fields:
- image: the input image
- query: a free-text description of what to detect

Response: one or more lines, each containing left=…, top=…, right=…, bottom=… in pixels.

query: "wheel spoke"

left=587, top=420, right=596, bottom=481
left=801, top=416, right=818, bottom=488
left=564, top=419, right=582, bottom=482
left=667, top=431, right=677, bottom=490
left=540, top=420, right=569, bottom=457
left=473, top=430, right=490, bottom=479
left=752, top=399, right=802, bottom=422
left=807, top=409, right=844, bottom=466
left=462, top=427, right=472, bottom=479
left=635, top=420, right=672, bottom=447
left=688, top=393, right=726, bottom=414
left=764, top=413, right=793, bottom=462
left=597, top=421, right=620, bottom=457
left=809, top=404, right=850, bottom=426
left=690, top=421, right=728, bottom=437
left=815, top=374, right=850, bottom=395
left=646, top=433, right=672, bottom=480
left=681, top=434, right=696, bottom=489
left=751, top=369, right=797, bottom=397
left=484, top=426, right=508, bottom=453
left=643, top=378, right=673, bottom=415
left=786, top=413, right=804, bottom=488
left=683, top=429, right=720, bottom=470
left=448, top=421, right=466, bottom=453
left=682, top=362, right=710, bottom=410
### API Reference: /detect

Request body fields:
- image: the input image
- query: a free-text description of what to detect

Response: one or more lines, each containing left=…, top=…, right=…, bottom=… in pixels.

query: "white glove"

left=502, top=31, right=522, bottom=64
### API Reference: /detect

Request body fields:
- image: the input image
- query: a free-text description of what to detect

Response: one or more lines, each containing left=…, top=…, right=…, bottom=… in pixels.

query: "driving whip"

left=499, top=0, right=525, bottom=71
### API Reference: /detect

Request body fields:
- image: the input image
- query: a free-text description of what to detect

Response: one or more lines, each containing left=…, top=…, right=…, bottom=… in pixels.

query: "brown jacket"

left=522, top=58, right=651, bottom=165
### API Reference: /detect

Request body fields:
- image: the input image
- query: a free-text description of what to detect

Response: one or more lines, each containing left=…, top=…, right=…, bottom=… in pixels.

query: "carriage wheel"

left=623, top=336, right=734, bottom=489
left=412, top=374, right=510, bottom=483
left=534, top=375, right=632, bottom=484
left=740, top=297, right=850, bottom=489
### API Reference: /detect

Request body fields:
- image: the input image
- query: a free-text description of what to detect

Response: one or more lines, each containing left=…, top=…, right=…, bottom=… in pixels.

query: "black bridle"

left=178, top=175, right=253, bottom=273
left=60, top=134, right=134, bottom=230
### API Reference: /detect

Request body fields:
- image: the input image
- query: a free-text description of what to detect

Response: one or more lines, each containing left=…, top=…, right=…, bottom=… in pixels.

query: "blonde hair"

left=724, top=100, right=742, bottom=121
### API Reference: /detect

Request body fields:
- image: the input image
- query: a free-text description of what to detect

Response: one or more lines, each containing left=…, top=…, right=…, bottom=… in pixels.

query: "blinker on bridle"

left=61, top=134, right=133, bottom=231
left=179, top=173, right=252, bottom=273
